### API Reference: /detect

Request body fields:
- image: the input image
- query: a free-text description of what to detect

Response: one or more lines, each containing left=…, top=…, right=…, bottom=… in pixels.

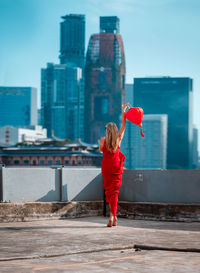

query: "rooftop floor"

left=0, top=216, right=200, bottom=272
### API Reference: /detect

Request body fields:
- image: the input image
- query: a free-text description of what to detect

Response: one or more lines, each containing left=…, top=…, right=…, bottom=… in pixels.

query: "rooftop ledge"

left=0, top=201, right=200, bottom=223
left=1, top=169, right=200, bottom=224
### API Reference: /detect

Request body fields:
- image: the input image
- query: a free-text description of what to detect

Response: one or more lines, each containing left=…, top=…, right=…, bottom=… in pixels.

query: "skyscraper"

left=84, top=16, right=126, bottom=143
left=0, top=87, right=37, bottom=127
left=41, top=14, right=85, bottom=140
left=121, top=84, right=168, bottom=169
left=59, top=14, right=85, bottom=68
left=133, top=77, right=193, bottom=169
left=41, top=63, right=84, bottom=139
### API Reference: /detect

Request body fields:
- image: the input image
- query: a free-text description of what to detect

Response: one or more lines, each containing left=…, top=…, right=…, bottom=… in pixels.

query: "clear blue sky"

left=0, top=0, right=200, bottom=145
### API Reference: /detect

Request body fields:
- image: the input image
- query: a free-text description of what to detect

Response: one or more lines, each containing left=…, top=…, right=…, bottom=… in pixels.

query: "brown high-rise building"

left=84, top=16, right=126, bottom=143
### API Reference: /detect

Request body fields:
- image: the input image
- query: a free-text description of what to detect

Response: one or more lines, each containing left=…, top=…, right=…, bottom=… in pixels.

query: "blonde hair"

left=105, top=122, right=119, bottom=153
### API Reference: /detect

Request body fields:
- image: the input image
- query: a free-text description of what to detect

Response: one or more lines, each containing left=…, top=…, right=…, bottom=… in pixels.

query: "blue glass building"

left=59, top=14, right=85, bottom=69
left=133, top=77, right=193, bottom=169
left=41, top=63, right=84, bottom=140
left=0, top=87, right=37, bottom=127
left=41, top=14, right=85, bottom=141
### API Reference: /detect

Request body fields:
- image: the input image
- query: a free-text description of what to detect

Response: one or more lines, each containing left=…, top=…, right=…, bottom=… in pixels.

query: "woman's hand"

left=122, top=103, right=130, bottom=113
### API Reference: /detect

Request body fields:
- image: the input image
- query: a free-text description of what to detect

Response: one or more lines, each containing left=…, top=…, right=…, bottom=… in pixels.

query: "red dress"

left=101, top=140, right=125, bottom=216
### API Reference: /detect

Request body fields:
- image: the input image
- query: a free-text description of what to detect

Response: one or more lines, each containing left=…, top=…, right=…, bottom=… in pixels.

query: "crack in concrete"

left=0, top=245, right=134, bottom=262
left=134, top=244, right=200, bottom=253
left=1, top=244, right=200, bottom=263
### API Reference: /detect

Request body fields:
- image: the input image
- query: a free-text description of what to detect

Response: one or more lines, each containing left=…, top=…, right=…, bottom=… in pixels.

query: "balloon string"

left=140, top=128, right=145, bottom=137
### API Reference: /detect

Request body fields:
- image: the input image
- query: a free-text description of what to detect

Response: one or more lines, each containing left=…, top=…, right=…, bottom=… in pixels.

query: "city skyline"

left=0, top=0, right=200, bottom=147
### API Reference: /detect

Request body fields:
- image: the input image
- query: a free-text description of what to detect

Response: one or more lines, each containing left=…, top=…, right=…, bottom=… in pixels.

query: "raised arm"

left=118, top=104, right=129, bottom=146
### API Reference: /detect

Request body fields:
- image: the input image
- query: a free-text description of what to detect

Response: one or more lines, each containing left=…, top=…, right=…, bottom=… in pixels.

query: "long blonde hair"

left=105, top=122, right=119, bottom=153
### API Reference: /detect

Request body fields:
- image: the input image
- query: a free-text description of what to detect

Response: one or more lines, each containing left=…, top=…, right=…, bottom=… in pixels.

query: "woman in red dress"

left=99, top=104, right=129, bottom=227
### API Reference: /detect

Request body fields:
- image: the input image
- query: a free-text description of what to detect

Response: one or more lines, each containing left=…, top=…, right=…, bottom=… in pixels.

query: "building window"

left=65, top=160, right=69, bottom=165
left=24, top=160, right=29, bottom=165
left=48, top=160, right=53, bottom=165
left=99, top=72, right=107, bottom=89
left=40, top=160, right=45, bottom=165
left=56, top=160, right=61, bottom=165
left=114, top=38, right=122, bottom=65
left=14, top=160, right=19, bottom=165
left=89, top=38, right=99, bottom=63
left=32, top=160, right=37, bottom=166
left=78, top=160, right=81, bottom=165
left=94, top=96, right=109, bottom=119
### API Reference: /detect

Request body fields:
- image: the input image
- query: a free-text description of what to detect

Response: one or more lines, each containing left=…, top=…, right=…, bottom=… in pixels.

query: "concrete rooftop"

left=0, top=216, right=200, bottom=272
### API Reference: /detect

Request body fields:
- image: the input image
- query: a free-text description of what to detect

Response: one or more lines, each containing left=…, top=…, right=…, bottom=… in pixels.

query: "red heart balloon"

left=125, top=107, right=145, bottom=137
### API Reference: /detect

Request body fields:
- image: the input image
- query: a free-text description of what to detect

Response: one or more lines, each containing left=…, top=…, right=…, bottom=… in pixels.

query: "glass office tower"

left=41, top=14, right=85, bottom=140
left=0, top=87, right=37, bottom=127
left=133, top=77, right=193, bottom=169
left=41, top=63, right=84, bottom=140
left=59, top=14, right=85, bottom=69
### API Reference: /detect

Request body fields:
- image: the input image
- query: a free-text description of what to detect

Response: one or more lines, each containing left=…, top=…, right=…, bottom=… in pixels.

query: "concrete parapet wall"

left=0, top=167, right=104, bottom=203
left=62, top=168, right=103, bottom=201
left=0, top=168, right=200, bottom=204
left=1, top=168, right=60, bottom=202
left=120, top=170, right=200, bottom=203
left=0, top=167, right=2, bottom=201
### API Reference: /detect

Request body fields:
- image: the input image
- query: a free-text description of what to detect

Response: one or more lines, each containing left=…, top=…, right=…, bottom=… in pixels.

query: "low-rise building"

left=0, top=139, right=102, bottom=167
left=0, top=126, right=47, bottom=146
